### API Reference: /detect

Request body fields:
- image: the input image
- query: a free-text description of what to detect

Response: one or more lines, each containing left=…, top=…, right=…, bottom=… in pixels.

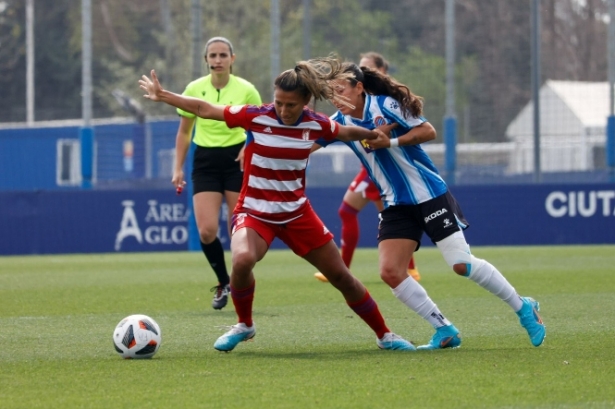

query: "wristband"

left=389, top=138, right=399, bottom=148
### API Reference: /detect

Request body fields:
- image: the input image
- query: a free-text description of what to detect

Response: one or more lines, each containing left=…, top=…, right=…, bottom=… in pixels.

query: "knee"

left=231, top=249, right=257, bottom=275
left=453, top=263, right=469, bottom=276
left=198, top=226, right=218, bottom=244
left=379, top=264, right=403, bottom=287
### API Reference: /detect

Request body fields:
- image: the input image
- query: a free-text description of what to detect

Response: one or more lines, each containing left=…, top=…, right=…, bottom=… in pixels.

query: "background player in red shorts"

left=314, top=52, right=420, bottom=283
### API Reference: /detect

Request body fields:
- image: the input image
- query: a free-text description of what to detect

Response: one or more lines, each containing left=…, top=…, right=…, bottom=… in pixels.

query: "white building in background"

left=506, top=80, right=608, bottom=174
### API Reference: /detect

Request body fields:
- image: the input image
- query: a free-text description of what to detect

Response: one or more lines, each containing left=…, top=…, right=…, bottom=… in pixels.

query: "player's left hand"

left=139, top=70, right=163, bottom=101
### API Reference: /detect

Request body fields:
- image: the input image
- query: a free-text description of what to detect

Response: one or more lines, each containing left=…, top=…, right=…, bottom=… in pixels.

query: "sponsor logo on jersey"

left=389, top=100, right=399, bottom=110
left=443, top=218, right=453, bottom=228
left=424, top=208, right=448, bottom=224
left=229, top=105, right=244, bottom=114
left=302, top=128, right=310, bottom=140
left=360, top=139, right=374, bottom=153
left=263, top=126, right=272, bottom=133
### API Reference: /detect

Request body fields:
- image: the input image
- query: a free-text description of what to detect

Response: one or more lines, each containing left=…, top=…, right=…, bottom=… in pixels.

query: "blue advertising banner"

left=0, top=190, right=189, bottom=255
left=306, top=183, right=615, bottom=249
left=1, top=183, right=614, bottom=256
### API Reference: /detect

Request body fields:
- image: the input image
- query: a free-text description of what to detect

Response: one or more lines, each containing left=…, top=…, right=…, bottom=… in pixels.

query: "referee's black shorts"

left=191, top=142, right=244, bottom=194
left=377, top=191, right=470, bottom=249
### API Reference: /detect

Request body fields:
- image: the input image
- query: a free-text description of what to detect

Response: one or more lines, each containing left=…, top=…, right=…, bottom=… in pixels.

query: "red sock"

left=347, top=290, right=390, bottom=339
left=408, top=256, right=415, bottom=270
left=338, top=201, right=359, bottom=268
left=230, top=281, right=255, bottom=327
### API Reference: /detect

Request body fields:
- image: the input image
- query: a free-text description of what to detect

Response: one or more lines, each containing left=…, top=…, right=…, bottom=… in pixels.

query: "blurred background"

left=1, top=0, right=614, bottom=254
left=3, top=0, right=615, bottom=186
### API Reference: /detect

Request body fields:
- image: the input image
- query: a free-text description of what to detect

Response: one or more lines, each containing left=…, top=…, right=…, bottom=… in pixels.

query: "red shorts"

left=349, top=167, right=381, bottom=202
left=231, top=203, right=334, bottom=257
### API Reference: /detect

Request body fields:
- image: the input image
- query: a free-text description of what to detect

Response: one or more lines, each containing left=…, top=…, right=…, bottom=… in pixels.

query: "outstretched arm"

left=336, top=122, right=397, bottom=145
left=139, top=70, right=226, bottom=121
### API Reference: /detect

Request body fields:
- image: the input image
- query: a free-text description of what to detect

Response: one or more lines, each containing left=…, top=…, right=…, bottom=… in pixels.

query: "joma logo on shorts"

left=424, top=208, right=448, bottom=223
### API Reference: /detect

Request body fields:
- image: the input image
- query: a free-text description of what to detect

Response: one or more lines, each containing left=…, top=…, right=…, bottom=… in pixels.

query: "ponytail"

left=343, top=62, right=423, bottom=118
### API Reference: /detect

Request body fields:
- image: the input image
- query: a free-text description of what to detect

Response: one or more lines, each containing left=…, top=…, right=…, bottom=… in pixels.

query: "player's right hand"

left=171, top=171, right=186, bottom=192
left=139, top=70, right=163, bottom=101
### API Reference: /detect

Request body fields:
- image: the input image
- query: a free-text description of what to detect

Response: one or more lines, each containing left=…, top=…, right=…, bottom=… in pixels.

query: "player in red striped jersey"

left=139, top=56, right=417, bottom=352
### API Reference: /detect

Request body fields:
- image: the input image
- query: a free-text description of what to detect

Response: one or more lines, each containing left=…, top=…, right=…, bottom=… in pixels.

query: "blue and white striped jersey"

left=317, top=94, right=448, bottom=208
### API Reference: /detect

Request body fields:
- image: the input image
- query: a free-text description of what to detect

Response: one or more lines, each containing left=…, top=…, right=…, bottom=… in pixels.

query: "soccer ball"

left=113, top=314, right=161, bottom=359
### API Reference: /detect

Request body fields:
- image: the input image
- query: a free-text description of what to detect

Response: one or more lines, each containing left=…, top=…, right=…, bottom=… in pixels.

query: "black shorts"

left=377, top=191, right=470, bottom=249
left=191, top=143, right=244, bottom=194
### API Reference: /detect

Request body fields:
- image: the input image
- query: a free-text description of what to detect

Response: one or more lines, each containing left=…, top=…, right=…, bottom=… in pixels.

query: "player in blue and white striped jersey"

left=315, top=62, right=545, bottom=349
left=330, top=92, right=447, bottom=209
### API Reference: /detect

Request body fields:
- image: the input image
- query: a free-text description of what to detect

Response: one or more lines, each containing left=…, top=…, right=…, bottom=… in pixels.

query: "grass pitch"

left=0, top=245, right=614, bottom=408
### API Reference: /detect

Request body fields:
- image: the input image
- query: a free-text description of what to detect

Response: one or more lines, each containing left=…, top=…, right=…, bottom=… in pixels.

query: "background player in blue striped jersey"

left=315, top=62, right=546, bottom=349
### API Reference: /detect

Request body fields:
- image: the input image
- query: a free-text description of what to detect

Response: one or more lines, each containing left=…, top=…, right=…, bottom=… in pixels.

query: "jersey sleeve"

left=223, top=105, right=252, bottom=129
left=315, top=112, right=343, bottom=147
left=380, top=96, right=426, bottom=129
left=176, top=83, right=197, bottom=118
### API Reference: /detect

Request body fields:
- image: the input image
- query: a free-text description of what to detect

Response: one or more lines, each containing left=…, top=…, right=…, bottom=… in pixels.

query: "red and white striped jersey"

left=223, top=103, right=339, bottom=223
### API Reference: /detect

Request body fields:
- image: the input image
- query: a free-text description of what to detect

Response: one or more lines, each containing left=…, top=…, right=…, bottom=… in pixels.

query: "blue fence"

left=0, top=119, right=179, bottom=191
left=1, top=120, right=614, bottom=255
left=1, top=184, right=614, bottom=256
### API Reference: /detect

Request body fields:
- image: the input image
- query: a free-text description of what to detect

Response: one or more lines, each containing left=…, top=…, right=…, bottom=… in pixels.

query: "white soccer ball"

left=113, top=314, right=162, bottom=359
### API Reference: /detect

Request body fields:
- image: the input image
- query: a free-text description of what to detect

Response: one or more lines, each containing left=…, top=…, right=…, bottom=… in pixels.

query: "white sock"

left=391, top=276, right=451, bottom=329
left=468, top=256, right=523, bottom=312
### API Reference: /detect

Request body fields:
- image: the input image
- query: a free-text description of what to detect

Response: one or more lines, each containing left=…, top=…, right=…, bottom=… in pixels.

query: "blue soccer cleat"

left=516, top=296, right=545, bottom=347
left=377, top=332, right=417, bottom=351
left=214, top=323, right=256, bottom=352
left=417, top=324, right=462, bottom=350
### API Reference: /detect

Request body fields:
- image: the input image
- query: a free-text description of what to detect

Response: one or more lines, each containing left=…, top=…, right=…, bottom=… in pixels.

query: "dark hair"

left=342, top=62, right=423, bottom=118
left=359, top=51, right=389, bottom=74
left=274, top=56, right=354, bottom=106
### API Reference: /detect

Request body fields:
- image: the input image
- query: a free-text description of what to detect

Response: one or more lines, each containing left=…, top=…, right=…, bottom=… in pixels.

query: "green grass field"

left=1, top=245, right=614, bottom=408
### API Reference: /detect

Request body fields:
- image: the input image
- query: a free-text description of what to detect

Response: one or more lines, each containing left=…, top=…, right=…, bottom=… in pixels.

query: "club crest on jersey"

left=302, top=128, right=310, bottom=140
left=229, top=105, right=244, bottom=114
left=373, top=116, right=387, bottom=127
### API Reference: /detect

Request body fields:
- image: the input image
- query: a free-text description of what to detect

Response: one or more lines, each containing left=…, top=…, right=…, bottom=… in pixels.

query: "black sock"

left=200, top=238, right=229, bottom=286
